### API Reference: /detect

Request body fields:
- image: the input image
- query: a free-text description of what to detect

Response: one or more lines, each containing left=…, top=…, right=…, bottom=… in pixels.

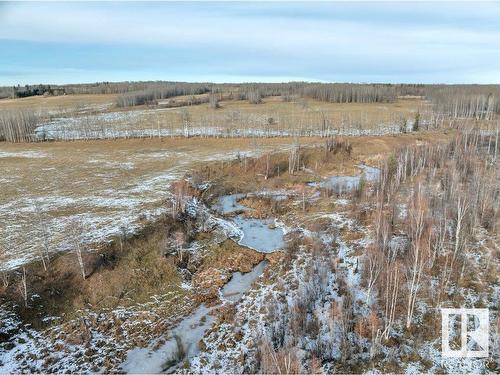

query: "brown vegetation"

left=0, top=214, right=189, bottom=327
left=0, top=109, right=40, bottom=142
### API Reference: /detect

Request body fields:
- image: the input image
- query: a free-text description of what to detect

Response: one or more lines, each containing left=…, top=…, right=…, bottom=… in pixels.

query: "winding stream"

left=121, top=261, right=268, bottom=374
left=121, top=166, right=383, bottom=373
left=121, top=195, right=284, bottom=373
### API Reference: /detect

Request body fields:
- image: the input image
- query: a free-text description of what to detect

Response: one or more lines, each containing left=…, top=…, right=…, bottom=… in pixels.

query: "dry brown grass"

left=108, top=95, right=426, bottom=137
left=0, top=94, right=117, bottom=111
left=1, top=94, right=430, bottom=141
left=0, top=92, right=422, bottom=114
left=193, top=130, right=452, bottom=195
left=199, top=240, right=264, bottom=274
left=1, top=215, right=190, bottom=326
left=0, top=137, right=326, bottom=268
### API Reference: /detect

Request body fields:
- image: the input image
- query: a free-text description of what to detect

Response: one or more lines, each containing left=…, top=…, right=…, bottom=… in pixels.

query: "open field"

left=35, top=96, right=428, bottom=140
left=0, top=92, right=434, bottom=270
left=0, top=94, right=117, bottom=115
left=0, top=136, right=322, bottom=269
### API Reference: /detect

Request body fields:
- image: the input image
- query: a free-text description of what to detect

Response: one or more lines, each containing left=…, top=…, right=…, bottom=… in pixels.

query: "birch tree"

left=174, top=230, right=186, bottom=262
left=68, top=219, right=87, bottom=280
left=171, top=180, right=190, bottom=218
left=19, top=267, right=28, bottom=308
left=381, top=259, right=401, bottom=340
left=404, top=184, right=431, bottom=329
left=265, top=153, right=271, bottom=180
left=0, top=232, right=10, bottom=288
left=363, top=245, right=384, bottom=304
left=33, top=201, right=51, bottom=271
left=288, top=143, right=300, bottom=175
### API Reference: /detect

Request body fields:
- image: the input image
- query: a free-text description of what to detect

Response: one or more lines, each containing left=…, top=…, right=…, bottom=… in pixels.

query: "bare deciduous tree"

left=363, top=244, right=384, bottom=304
left=0, top=109, right=40, bottom=142
left=247, top=89, right=262, bottom=104
left=208, top=93, right=220, bottom=109
left=68, top=219, right=87, bottom=280
left=367, top=310, right=382, bottom=358
left=288, top=143, right=300, bottom=175
left=171, top=180, right=190, bottom=218
left=33, top=201, right=51, bottom=271
left=259, top=341, right=302, bottom=374
left=0, top=232, right=10, bottom=288
left=265, top=153, right=271, bottom=180
left=18, top=267, right=28, bottom=308
left=404, top=184, right=431, bottom=329
left=173, top=230, right=186, bottom=262
left=381, top=259, right=401, bottom=340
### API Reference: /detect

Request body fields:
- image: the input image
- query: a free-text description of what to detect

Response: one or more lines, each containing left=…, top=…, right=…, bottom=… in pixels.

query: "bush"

left=412, top=112, right=420, bottom=132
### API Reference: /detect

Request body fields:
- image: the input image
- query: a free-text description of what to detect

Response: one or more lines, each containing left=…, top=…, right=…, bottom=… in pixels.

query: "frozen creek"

left=121, top=194, right=285, bottom=373
left=308, top=164, right=380, bottom=193
left=214, top=193, right=286, bottom=252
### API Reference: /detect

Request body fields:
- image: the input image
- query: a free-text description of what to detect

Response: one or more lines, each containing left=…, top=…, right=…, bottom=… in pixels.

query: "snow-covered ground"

left=189, top=198, right=359, bottom=373
left=189, top=195, right=497, bottom=374
left=1, top=178, right=496, bottom=373
left=0, top=144, right=288, bottom=270
left=121, top=261, right=268, bottom=374
left=2, top=134, right=496, bottom=374
left=0, top=192, right=278, bottom=373
left=33, top=107, right=418, bottom=141
left=0, top=151, right=48, bottom=159
left=0, top=290, right=196, bottom=373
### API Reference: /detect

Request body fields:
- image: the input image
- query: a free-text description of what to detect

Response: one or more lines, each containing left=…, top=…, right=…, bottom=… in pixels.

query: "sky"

left=1, top=1, right=500, bottom=85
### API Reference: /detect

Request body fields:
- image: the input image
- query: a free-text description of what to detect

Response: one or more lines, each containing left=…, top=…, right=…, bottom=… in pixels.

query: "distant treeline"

left=115, top=83, right=211, bottom=107
left=299, top=83, right=398, bottom=103
left=426, top=85, right=500, bottom=119
left=0, top=81, right=216, bottom=98
left=0, top=84, right=65, bottom=99
left=1, top=81, right=499, bottom=118
left=114, top=83, right=403, bottom=108
left=121, top=82, right=500, bottom=118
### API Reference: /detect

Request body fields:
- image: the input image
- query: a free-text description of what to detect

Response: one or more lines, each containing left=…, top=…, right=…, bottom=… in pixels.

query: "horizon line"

left=3, top=79, right=500, bottom=88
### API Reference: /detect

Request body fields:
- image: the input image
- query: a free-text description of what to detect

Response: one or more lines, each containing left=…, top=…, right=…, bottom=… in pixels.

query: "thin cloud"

left=0, top=2, right=499, bottom=84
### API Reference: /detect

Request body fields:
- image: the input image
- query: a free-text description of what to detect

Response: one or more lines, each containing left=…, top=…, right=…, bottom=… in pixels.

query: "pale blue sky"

left=1, top=1, right=500, bottom=85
